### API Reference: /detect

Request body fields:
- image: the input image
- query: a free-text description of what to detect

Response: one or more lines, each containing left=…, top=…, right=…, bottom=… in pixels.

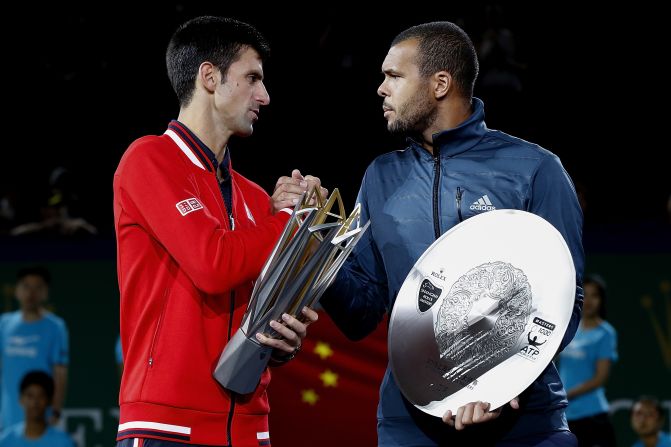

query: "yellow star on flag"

left=301, top=389, right=319, bottom=405
left=314, top=341, right=334, bottom=360
left=319, top=369, right=339, bottom=387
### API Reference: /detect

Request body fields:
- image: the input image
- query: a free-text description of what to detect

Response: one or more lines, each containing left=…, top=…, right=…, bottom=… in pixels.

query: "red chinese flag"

left=268, top=311, right=388, bottom=446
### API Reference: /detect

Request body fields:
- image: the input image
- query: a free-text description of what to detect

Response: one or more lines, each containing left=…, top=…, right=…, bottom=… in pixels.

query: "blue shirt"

left=0, top=422, right=74, bottom=447
left=0, top=311, right=69, bottom=429
left=559, top=321, right=618, bottom=420
left=115, top=335, right=123, bottom=365
left=633, top=432, right=671, bottom=447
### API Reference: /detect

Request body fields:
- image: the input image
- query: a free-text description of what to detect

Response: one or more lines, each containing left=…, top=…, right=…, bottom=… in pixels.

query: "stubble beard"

left=387, top=89, right=437, bottom=136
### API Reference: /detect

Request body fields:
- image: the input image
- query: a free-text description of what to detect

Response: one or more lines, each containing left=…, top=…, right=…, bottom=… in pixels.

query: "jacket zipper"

left=456, top=187, right=464, bottom=223
left=226, top=291, right=236, bottom=446
left=148, top=288, right=170, bottom=367
left=432, top=149, right=441, bottom=239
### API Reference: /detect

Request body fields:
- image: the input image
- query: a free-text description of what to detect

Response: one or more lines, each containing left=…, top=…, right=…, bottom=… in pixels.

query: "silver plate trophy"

left=388, top=209, right=575, bottom=417
left=214, top=188, right=369, bottom=394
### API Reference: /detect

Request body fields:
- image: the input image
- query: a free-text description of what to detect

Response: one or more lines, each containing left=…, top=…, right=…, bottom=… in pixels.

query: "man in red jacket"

left=114, top=16, right=322, bottom=447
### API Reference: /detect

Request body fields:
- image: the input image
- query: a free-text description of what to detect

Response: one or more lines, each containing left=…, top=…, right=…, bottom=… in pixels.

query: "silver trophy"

left=388, top=210, right=575, bottom=416
left=214, top=188, right=369, bottom=394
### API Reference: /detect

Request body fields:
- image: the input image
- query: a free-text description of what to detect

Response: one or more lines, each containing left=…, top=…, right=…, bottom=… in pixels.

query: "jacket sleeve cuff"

left=268, top=345, right=300, bottom=367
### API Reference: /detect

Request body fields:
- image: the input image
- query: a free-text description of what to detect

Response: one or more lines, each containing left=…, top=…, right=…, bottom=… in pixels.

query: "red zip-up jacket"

left=114, top=122, right=290, bottom=446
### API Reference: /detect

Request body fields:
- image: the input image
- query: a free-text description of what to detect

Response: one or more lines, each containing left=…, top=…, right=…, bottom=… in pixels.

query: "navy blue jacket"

left=322, top=98, right=584, bottom=445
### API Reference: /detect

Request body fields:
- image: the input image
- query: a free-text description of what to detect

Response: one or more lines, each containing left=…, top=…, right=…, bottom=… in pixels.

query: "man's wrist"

left=268, top=345, right=300, bottom=367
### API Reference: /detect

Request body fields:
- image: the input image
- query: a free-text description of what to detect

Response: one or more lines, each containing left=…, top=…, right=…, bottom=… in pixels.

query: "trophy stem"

left=213, top=328, right=273, bottom=395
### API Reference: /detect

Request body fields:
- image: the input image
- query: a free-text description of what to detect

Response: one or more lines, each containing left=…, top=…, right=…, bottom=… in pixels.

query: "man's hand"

left=48, top=409, right=62, bottom=425
left=442, top=397, right=519, bottom=430
left=271, top=169, right=328, bottom=213
left=255, top=306, right=319, bottom=356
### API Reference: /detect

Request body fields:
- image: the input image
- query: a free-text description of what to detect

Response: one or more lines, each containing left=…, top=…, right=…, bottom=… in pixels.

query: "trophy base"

left=213, top=329, right=273, bottom=394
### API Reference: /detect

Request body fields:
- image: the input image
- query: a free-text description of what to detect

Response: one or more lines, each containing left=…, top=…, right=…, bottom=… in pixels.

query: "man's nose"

left=257, top=82, right=270, bottom=106
left=377, top=82, right=388, bottom=98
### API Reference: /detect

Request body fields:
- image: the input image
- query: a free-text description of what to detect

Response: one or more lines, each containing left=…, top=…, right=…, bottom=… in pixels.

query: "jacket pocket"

left=148, top=287, right=170, bottom=367
left=456, top=186, right=464, bottom=222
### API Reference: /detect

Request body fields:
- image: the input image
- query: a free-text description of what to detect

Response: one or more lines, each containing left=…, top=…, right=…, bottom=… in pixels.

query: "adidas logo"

left=470, top=194, right=496, bottom=211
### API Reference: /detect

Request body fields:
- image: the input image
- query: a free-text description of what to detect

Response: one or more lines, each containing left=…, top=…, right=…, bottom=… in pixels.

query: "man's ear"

left=198, top=62, right=218, bottom=93
left=433, top=71, right=451, bottom=100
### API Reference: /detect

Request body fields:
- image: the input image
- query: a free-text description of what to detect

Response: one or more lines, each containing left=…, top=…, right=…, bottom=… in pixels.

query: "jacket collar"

left=165, top=121, right=231, bottom=178
left=407, top=97, right=487, bottom=158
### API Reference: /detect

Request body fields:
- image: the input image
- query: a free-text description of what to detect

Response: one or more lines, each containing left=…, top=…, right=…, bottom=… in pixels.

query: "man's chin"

left=235, top=127, right=254, bottom=138
left=387, top=123, right=406, bottom=135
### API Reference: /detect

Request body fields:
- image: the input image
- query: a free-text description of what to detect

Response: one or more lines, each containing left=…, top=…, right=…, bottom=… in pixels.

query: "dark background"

left=1, top=2, right=668, bottom=237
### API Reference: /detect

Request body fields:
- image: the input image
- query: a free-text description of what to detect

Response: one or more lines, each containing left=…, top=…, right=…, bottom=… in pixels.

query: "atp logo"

left=527, top=332, right=547, bottom=347
left=518, top=317, right=555, bottom=361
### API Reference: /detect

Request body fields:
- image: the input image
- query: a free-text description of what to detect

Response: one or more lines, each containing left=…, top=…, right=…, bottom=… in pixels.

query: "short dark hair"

left=17, top=266, right=51, bottom=285
left=166, top=16, right=271, bottom=107
left=391, top=22, right=479, bottom=99
left=20, top=370, right=55, bottom=400
left=584, top=274, right=607, bottom=319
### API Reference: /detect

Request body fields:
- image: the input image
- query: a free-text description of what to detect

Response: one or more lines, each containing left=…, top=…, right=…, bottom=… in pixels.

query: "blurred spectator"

left=0, top=371, right=74, bottom=446
left=10, top=167, right=97, bottom=237
left=478, top=3, right=525, bottom=95
left=115, top=334, right=123, bottom=379
left=631, top=396, right=671, bottom=447
left=0, top=187, right=17, bottom=235
left=0, top=267, right=69, bottom=429
left=475, top=3, right=528, bottom=136
left=574, top=180, right=588, bottom=217
left=559, top=274, right=618, bottom=446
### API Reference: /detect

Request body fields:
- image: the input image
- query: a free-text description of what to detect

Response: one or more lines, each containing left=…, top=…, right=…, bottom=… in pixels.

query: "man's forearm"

left=53, top=365, right=68, bottom=415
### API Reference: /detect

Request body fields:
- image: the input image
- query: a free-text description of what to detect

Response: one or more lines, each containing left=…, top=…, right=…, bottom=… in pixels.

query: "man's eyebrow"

left=382, top=65, right=402, bottom=74
left=247, top=69, right=264, bottom=80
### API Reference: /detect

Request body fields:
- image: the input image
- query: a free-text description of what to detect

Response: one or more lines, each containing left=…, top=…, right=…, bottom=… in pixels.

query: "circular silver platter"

left=388, top=209, right=575, bottom=417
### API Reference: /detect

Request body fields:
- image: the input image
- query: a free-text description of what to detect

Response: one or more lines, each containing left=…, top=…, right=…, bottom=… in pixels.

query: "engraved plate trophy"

left=388, top=210, right=575, bottom=416
left=214, top=188, right=369, bottom=394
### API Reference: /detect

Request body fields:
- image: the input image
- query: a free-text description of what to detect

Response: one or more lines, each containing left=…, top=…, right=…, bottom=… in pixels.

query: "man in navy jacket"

left=322, top=21, right=583, bottom=446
